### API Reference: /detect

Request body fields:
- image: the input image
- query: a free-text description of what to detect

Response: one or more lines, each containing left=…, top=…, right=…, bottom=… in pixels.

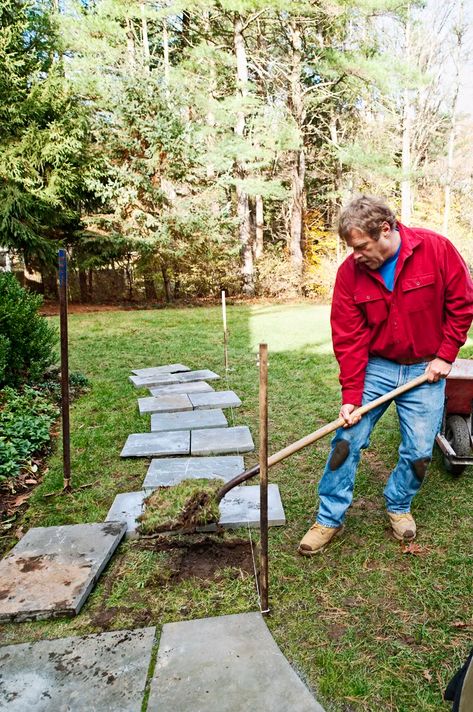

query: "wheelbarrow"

left=436, top=358, right=473, bottom=477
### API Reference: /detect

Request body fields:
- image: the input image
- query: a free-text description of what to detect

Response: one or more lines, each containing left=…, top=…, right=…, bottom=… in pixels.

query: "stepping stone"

left=120, top=431, right=190, bottom=458
left=106, top=491, right=146, bottom=539
left=191, top=426, right=254, bottom=455
left=130, top=373, right=180, bottom=388
left=143, top=456, right=245, bottom=489
left=105, top=484, right=285, bottom=537
left=147, top=612, right=325, bottom=712
left=0, top=627, right=155, bottom=712
left=176, top=369, right=220, bottom=383
left=189, top=390, right=242, bottom=410
left=138, top=394, right=192, bottom=415
left=0, top=522, right=125, bottom=622
left=151, top=409, right=228, bottom=432
left=131, top=363, right=190, bottom=376
left=149, top=381, right=214, bottom=397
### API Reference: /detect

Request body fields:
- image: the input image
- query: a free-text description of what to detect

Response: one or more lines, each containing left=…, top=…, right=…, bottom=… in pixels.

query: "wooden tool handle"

left=217, top=372, right=430, bottom=500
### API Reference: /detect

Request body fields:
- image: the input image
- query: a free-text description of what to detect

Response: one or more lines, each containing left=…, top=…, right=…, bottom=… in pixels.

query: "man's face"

left=347, top=222, right=393, bottom=270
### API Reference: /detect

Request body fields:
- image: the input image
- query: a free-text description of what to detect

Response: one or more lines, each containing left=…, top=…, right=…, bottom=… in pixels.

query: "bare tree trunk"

left=161, top=265, right=172, bottom=303
left=126, top=16, right=136, bottom=67
left=234, top=13, right=254, bottom=294
left=141, top=2, right=150, bottom=71
left=79, top=269, right=89, bottom=303
left=255, top=195, right=264, bottom=259
left=288, top=20, right=305, bottom=277
left=401, top=8, right=412, bottom=225
left=144, top=274, right=157, bottom=301
left=163, top=17, right=170, bottom=86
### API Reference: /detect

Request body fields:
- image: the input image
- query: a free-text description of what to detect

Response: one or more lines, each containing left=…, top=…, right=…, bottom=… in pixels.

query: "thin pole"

left=222, top=290, right=229, bottom=371
left=259, top=343, right=269, bottom=614
left=58, top=249, right=71, bottom=491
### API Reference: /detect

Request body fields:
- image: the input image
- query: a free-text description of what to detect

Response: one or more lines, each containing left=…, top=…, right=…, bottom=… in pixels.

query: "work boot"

left=388, top=512, right=416, bottom=541
left=298, top=523, right=344, bottom=556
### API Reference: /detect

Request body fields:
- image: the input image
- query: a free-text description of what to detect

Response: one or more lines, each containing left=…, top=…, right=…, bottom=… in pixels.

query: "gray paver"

left=143, top=456, right=245, bottom=488
left=120, top=431, right=190, bottom=457
left=188, top=390, right=242, bottom=410
left=0, top=627, right=155, bottom=712
left=191, top=425, right=254, bottom=455
left=131, top=363, right=190, bottom=376
left=0, top=522, right=125, bottom=622
left=147, top=612, right=325, bottom=712
left=106, top=491, right=146, bottom=539
left=130, top=373, right=180, bottom=388
left=177, top=369, right=220, bottom=382
left=151, top=409, right=228, bottom=432
left=105, top=484, right=284, bottom=536
left=138, top=393, right=192, bottom=415
left=149, top=381, right=214, bottom=396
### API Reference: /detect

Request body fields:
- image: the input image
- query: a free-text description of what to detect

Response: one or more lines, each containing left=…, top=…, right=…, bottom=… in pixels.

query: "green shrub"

left=0, top=386, right=59, bottom=481
left=0, top=273, right=57, bottom=386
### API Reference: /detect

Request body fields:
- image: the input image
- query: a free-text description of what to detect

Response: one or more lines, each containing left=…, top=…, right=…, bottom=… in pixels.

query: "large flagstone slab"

left=151, top=409, right=228, bottom=432
left=143, top=456, right=245, bottom=489
left=130, top=373, right=180, bottom=389
left=138, top=393, right=192, bottom=415
left=147, top=613, right=325, bottom=712
left=176, top=369, right=220, bottom=383
left=188, top=390, right=242, bottom=410
left=0, top=627, right=155, bottom=712
left=131, top=363, right=190, bottom=376
left=105, top=484, right=285, bottom=538
left=0, top=522, right=126, bottom=622
left=106, top=491, right=146, bottom=539
left=120, top=431, right=190, bottom=457
left=149, top=381, right=214, bottom=397
left=191, top=426, right=254, bottom=455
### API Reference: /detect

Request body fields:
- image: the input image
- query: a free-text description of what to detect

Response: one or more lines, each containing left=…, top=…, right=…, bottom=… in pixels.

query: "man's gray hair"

left=338, top=195, right=397, bottom=241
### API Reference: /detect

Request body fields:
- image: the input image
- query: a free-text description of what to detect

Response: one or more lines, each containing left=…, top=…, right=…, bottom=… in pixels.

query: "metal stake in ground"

left=222, top=290, right=229, bottom=371
left=259, top=343, right=269, bottom=614
left=59, top=249, right=71, bottom=492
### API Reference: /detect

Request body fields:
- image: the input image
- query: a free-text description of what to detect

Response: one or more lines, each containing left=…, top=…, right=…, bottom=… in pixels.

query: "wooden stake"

left=58, top=249, right=71, bottom=492
left=222, top=290, right=229, bottom=371
left=259, top=343, right=269, bottom=614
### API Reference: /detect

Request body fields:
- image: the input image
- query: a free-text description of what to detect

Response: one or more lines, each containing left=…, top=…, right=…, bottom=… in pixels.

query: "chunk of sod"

left=137, top=479, right=222, bottom=534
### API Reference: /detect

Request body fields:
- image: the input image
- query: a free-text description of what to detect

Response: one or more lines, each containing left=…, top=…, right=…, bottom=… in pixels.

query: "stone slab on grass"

left=191, top=426, right=254, bottom=455
left=131, top=364, right=190, bottom=376
left=121, top=431, right=190, bottom=458
left=130, top=373, right=180, bottom=388
left=143, top=456, right=245, bottom=489
left=138, top=394, right=192, bottom=415
left=151, top=409, right=227, bottom=432
left=147, top=612, right=325, bottom=712
left=106, top=491, right=146, bottom=539
left=0, top=522, right=126, bottom=622
left=188, top=390, right=242, bottom=410
left=149, top=381, right=214, bottom=397
left=0, top=627, right=155, bottom=712
left=105, top=484, right=284, bottom=537
left=177, top=369, right=220, bottom=383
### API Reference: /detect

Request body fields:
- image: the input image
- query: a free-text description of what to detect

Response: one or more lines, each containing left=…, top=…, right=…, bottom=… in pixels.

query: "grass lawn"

left=1, top=302, right=472, bottom=712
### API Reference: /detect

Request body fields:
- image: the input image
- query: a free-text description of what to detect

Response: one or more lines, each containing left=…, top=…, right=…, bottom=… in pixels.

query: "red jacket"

left=331, top=223, right=473, bottom=405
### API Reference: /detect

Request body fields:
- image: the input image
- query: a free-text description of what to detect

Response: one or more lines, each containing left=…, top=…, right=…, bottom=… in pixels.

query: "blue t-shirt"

left=377, top=242, right=401, bottom=291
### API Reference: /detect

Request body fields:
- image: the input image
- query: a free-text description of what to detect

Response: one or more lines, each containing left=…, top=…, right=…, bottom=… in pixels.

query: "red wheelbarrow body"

left=436, top=359, right=473, bottom=476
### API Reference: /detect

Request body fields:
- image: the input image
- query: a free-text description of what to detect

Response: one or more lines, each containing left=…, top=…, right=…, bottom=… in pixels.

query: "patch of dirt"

left=350, top=497, right=381, bottom=512
left=363, top=449, right=390, bottom=482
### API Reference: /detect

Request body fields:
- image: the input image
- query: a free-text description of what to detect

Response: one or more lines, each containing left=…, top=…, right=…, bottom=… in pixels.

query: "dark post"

left=259, top=343, right=269, bottom=614
left=59, top=249, right=71, bottom=491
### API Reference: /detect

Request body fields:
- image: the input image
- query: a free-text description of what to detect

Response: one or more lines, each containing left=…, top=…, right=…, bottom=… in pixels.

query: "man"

left=298, top=195, right=473, bottom=556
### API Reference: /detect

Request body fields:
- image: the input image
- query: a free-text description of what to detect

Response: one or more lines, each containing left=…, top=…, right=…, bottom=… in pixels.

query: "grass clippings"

left=137, top=479, right=222, bottom=534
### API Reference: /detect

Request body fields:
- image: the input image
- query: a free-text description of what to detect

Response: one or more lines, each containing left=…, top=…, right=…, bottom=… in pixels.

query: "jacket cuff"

left=436, top=343, right=459, bottom=365
left=341, top=389, right=362, bottom=407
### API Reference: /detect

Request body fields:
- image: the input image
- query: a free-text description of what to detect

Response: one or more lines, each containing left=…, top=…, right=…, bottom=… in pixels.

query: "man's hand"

left=339, top=404, right=362, bottom=427
left=425, top=357, right=452, bottom=383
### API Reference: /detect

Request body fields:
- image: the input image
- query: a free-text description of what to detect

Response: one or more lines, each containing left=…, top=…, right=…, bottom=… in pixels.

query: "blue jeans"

left=316, top=357, right=445, bottom=528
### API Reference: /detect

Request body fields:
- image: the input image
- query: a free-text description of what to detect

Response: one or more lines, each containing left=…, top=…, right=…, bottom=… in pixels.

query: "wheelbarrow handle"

left=217, top=372, right=430, bottom=501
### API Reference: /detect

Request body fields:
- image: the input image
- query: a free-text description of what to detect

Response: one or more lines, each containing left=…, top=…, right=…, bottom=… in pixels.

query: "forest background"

left=1, top=0, right=472, bottom=304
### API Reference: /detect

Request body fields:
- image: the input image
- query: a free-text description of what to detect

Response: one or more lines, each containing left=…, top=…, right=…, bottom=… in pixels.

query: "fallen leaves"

left=400, top=541, right=427, bottom=556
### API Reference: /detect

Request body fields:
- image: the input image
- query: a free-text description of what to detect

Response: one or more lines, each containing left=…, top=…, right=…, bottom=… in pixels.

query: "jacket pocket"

left=402, top=272, right=436, bottom=311
left=354, top=290, right=388, bottom=325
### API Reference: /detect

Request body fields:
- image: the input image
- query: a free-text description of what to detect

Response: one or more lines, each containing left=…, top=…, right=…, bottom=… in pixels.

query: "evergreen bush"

left=0, top=273, right=57, bottom=387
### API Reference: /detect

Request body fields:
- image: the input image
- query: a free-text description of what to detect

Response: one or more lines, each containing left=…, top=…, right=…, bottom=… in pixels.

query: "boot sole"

left=391, top=530, right=416, bottom=542
left=297, top=526, right=345, bottom=556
